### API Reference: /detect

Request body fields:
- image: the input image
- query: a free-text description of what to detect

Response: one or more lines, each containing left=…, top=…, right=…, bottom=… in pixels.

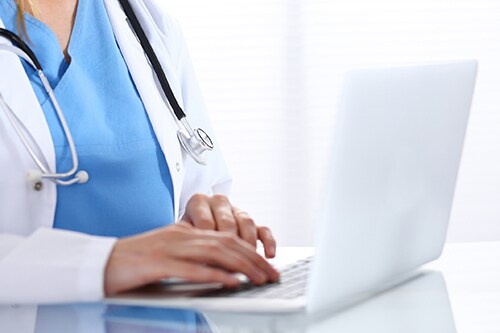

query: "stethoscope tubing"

left=118, top=0, right=187, bottom=122
left=118, top=0, right=214, bottom=163
left=0, top=2, right=214, bottom=188
left=0, top=28, right=42, bottom=69
left=0, top=43, right=85, bottom=186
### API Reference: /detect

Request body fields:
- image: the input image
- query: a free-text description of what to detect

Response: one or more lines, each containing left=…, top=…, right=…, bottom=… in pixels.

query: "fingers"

left=258, top=226, right=277, bottom=258
left=201, top=230, right=280, bottom=282
left=171, top=239, right=270, bottom=285
left=152, top=259, right=241, bottom=288
left=233, top=208, right=258, bottom=247
left=211, top=195, right=238, bottom=234
left=184, top=194, right=261, bottom=248
left=184, top=194, right=238, bottom=234
left=104, top=224, right=280, bottom=295
left=182, top=194, right=277, bottom=262
left=183, top=194, right=216, bottom=230
left=153, top=229, right=279, bottom=285
left=163, top=224, right=278, bottom=282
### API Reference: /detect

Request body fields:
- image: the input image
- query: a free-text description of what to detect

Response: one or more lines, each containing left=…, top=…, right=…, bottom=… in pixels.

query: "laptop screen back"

left=307, top=61, right=477, bottom=312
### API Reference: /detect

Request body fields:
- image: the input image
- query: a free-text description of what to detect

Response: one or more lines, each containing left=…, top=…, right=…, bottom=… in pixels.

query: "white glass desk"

left=0, top=242, right=499, bottom=332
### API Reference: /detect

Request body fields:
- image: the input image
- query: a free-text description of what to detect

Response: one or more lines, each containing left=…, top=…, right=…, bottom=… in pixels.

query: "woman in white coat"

left=0, top=0, right=278, bottom=303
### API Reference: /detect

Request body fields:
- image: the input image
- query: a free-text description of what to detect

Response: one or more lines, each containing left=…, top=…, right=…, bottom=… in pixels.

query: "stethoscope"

left=0, top=0, right=213, bottom=190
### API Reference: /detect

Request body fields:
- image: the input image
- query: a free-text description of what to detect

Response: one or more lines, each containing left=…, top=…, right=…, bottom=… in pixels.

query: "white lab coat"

left=0, top=0, right=231, bottom=303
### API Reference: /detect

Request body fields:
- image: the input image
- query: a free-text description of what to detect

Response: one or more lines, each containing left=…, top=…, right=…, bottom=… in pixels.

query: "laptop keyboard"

left=206, top=256, right=313, bottom=299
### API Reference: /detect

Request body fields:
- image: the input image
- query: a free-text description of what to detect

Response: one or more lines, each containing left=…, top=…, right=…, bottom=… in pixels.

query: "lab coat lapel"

left=0, top=19, right=56, bottom=175
left=104, top=0, right=185, bottom=220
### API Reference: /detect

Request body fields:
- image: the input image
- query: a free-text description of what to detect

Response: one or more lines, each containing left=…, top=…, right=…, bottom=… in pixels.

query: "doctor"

left=0, top=0, right=278, bottom=303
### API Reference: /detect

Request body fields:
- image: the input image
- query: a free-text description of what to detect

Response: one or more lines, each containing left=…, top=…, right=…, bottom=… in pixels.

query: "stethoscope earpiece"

left=75, top=170, right=90, bottom=184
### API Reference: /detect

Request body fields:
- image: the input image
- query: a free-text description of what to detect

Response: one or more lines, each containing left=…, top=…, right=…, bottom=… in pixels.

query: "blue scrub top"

left=0, top=0, right=175, bottom=237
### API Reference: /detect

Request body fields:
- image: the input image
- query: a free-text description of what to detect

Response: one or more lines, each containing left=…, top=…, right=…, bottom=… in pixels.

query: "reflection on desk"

left=0, top=271, right=454, bottom=333
left=0, top=304, right=213, bottom=333
left=309, top=271, right=456, bottom=333
left=206, top=271, right=456, bottom=333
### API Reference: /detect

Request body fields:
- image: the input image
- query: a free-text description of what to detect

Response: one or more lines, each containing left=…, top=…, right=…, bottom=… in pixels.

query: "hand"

left=182, top=194, right=276, bottom=258
left=104, top=222, right=280, bottom=296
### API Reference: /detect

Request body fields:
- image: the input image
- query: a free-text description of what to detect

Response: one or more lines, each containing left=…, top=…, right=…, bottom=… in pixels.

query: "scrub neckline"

left=3, top=0, right=86, bottom=66
left=2, top=0, right=88, bottom=106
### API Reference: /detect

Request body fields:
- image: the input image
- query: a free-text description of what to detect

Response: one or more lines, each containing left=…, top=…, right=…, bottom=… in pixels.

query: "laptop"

left=202, top=271, right=456, bottom=332
left=107, top=60, right=478, bottom=313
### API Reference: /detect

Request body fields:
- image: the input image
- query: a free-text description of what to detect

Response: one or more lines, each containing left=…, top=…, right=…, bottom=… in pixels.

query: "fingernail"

left=266, top=247, right=275, bottom=258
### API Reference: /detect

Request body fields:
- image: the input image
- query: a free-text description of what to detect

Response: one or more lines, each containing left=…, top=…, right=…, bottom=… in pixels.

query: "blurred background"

left=163, top=0, right=500, bottom=245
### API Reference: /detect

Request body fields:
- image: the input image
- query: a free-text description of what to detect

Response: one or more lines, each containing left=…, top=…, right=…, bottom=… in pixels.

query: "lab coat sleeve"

left=0, top=229, right=116, bottom=304
left=142, top=0, right=233, bottom=213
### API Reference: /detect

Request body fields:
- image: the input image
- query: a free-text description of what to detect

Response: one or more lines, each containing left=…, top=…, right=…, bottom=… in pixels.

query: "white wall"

left=163, top=0, right=500, bottom=245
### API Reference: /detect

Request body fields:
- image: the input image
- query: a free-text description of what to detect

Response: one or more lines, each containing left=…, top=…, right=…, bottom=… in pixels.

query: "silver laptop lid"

left=307, top=60, right=477, bottom=312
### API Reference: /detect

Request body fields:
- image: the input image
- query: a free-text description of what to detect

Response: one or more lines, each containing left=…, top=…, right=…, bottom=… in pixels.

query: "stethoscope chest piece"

left=177, top=127, right=214, bottom=166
